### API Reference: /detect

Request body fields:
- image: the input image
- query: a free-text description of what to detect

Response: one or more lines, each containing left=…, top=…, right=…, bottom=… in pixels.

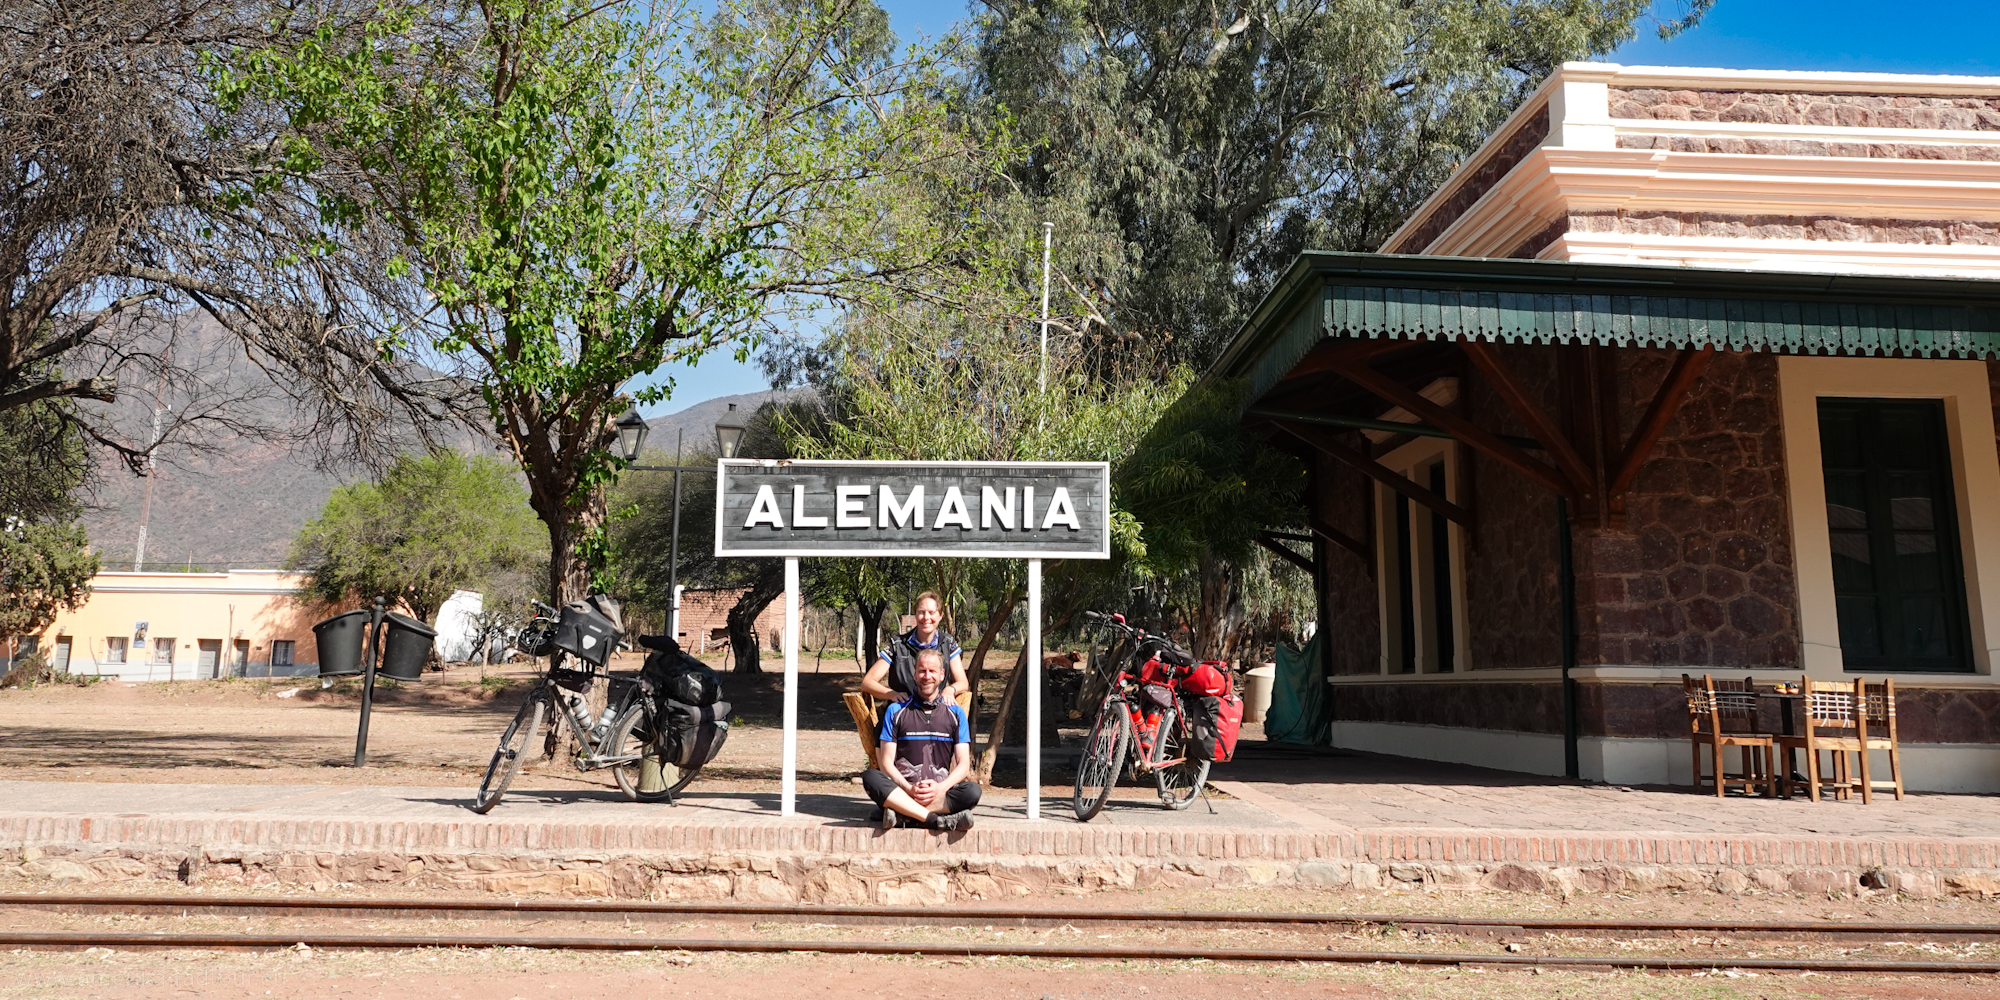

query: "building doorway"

left=197, top=639, right=222, bottom=680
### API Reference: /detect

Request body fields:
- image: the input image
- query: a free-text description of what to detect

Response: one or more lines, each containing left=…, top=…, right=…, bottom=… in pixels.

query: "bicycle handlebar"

left=532, top=599, right=558, bottom=615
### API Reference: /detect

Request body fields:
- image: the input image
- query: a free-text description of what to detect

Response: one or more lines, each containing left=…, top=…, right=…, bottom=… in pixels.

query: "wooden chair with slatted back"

left=1773, top=676, right=1874, bottom=803
left=1682, top=674, right=1776, bottom=797
left=1860, top=677, right=1906, bottom=801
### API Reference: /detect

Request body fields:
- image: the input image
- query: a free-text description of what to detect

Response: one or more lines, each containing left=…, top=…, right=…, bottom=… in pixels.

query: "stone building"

left=1211, top=63, right=2000, bottom=791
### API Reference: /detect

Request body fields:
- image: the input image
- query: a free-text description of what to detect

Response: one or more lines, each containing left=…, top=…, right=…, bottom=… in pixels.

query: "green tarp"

left=1263, top=632, right=1327, bottom=745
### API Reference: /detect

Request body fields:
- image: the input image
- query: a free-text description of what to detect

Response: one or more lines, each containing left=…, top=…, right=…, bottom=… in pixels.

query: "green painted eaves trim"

left=1214, top=252, right=2000, bottom=402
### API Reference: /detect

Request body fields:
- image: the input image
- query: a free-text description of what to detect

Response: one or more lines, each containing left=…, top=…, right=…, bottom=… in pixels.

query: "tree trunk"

left=857, top=599, right=886, bottom=668
left=1194, top=555, right=1243, bottom=660
left=963, top=587, right=1021, bottom=745
left=976, top=646, right=1028, bottom=785
left=725, top=560, right=786, bottom=675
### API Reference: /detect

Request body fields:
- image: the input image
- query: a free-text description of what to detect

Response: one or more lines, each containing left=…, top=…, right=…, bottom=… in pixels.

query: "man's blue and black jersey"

left=878, top=697, right=969, bottom=784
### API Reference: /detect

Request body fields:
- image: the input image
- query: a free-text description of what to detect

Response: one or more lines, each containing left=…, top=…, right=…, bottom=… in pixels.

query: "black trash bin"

left=312, top=610, right=370, bottom=677
left=379, top=613, right=438, bottom=681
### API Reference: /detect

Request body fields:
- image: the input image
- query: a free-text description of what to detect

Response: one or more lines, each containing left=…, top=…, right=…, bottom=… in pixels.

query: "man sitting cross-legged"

left=863, top=648, right=979, bottom=831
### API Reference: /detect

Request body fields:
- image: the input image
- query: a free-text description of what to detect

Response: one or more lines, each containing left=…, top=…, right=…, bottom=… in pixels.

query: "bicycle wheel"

left=1151, top=706, right=1211, bottom=810
left=473, top=690, right=549, bottom=814
left=606, top=701, right=699, bottom=800
left=1072, top=698, right=1129, bottom=822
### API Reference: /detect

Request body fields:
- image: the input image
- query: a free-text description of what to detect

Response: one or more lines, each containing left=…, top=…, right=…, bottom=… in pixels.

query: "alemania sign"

left=714, top=460, right=1111, bottom=559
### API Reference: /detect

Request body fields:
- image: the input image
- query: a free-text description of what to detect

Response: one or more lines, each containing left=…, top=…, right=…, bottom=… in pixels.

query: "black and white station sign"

left=714, top=460, right=1111, bottom=559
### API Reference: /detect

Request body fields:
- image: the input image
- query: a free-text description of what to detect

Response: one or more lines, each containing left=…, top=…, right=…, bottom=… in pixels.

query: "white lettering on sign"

left=933, top=486, right=974, bottom=530
left=880, top=485, right=924, bottom=528
left=1042, top=487, right=1081, bottom=531
left=981, top=486, right=1016, bottom=530
left=745, top=485, right=785, bottom=528
left=1022, top=486, right=1035, bottom=532
left=836, top=485, right=871, bottom=528
left=792, top=485, right=828, bottom=528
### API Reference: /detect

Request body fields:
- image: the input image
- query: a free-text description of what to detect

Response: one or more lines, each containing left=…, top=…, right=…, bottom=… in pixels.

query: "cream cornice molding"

left=1385, top=61, right=2000, bottom=257
left=1419, top=147, right=2000, bottom=258
left=1578, top=61, right=2000, bottom=97
left=1558, top=231, right=2000, bottom=278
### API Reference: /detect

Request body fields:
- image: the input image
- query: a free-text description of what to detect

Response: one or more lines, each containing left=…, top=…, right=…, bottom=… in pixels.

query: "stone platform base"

left=5, top=777, right=2000, bottom=903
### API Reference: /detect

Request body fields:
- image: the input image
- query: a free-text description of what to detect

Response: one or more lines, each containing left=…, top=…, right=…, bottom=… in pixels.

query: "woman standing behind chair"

left=862, top=591, right=968, bottom=705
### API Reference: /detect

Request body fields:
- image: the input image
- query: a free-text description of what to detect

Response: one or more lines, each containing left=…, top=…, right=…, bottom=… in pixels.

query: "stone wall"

left=1459, top=345, right=1565, bottom=671
left=1570, top=209, right=2000, bottom=246
left=1332, top=681, right=1561, bottom=733
left=1387, top=105, right=1548, bottom=254
left=1312, top=452, right=1381, bottom=676
left=1575, top=350, right=1800, bottom=671
left=1615, top=133, right=2000, bottom=160
left=1609, top=89, right=2000, bottom=129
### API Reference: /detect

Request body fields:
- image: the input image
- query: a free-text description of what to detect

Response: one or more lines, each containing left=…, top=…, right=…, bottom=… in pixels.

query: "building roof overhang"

left=1213, top=251, right=2000, bottom=402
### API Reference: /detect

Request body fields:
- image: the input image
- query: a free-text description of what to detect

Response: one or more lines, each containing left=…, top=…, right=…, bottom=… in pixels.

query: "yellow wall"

left=11, top=571, right=325, bottom=681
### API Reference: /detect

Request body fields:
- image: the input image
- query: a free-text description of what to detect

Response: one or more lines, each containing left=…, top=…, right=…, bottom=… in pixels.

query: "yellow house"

left=5, top=571, right=323, bottom=681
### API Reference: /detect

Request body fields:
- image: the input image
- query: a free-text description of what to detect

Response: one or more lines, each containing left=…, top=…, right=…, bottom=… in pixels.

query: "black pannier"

left=658, top=698, right=731, bottom=769
left=640, top=645, right=721, bottom=706
left=552, top=601, right=618, bottom=666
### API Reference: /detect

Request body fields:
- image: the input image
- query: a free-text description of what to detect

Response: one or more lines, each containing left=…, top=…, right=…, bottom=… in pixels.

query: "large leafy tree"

left=961, top=0, right=1694, bottom=366
left=225, top=0, right=979, bottom=605
left=288, top=451, right=546, bottom=625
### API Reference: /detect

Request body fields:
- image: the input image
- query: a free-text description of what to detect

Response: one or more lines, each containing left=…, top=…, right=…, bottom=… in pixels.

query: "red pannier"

left=1181, top=661, right=1244, bottom=763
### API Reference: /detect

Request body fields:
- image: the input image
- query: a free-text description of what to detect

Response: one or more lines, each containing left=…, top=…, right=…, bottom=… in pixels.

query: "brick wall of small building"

left=673, top=587, right=787, bottom=654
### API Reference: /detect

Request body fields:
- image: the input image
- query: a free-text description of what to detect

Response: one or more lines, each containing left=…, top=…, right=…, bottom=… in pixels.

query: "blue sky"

left=638, top=0, right=2000, bottom=416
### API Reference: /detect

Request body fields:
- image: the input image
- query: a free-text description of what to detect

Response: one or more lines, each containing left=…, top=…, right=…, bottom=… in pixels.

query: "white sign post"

left=714, top=460, right=1112, bottom=818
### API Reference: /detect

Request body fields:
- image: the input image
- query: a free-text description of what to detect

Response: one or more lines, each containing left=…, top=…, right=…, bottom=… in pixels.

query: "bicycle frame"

left=1084, top=616, right=1191, bottom=774
left=536, top=665, right=648, bottom=772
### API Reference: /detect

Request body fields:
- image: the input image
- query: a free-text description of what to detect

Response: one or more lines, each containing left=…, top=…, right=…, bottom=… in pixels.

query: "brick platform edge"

left=9, top=810, right=2000, bottom=902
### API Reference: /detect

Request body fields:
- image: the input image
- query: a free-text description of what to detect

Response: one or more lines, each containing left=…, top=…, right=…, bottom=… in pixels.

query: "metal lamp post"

left=619, top=402, right=750, bottom=645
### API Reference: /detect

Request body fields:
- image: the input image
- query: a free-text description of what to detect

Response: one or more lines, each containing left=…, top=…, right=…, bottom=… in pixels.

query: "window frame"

left=105, top=637, right=127, bottom=664
left=270, top=640, right=295, bottom=669
left=1372, top=437, right=1470, bottom=674
left=1780, top=356, right=2000, bottom=678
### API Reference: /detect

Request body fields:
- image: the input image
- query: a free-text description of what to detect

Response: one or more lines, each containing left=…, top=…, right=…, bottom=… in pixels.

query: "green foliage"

left=288, top=450, right=546, bottom=623
left=0, top=399, right=98, bottom=636
left=959, top=0, right=1676, bottom=366
left=0, top=398, right=88, bottom=528
left=0, top=521, right=97, bottom=636
left=219, top=0, right=983, bottom=601
left=1116, top=379, right=1306, bottom=577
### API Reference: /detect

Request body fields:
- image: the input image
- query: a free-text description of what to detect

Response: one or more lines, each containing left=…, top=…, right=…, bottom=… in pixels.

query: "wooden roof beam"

left=1322, top=354, right=1577, bottom=498
left=1610, top=345, right=1717, bottom=497
left=1268, top=420, right=1473, bottom=526
left=1458, top=340, right=1595, bottom=497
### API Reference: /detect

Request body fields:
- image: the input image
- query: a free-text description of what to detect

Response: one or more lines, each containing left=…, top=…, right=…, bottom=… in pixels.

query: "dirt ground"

left=0, top=651, right=988, bottom=795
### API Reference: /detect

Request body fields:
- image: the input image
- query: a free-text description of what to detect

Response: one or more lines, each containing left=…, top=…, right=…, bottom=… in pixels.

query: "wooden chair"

left=1682, top=674, right=1777, bottom=797
left=1861, top=677, right=1907, bottom=801
left=1774, top=676, right=1898, bottom=804
left=842, top=690, right=975, bottom=770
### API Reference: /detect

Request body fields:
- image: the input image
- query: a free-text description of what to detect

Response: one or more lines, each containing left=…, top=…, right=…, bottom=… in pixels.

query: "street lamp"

left=621, top=402, right=751, bottom=648
left=615, top=408, right=649, bottom=463
left=714, top=402, right=746, bottom=459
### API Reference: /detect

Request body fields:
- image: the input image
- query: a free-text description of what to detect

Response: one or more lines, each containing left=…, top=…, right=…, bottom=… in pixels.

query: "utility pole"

left=133, top=352, right=170, bottom=572
left=1037, top=221, right=1053, bottom=393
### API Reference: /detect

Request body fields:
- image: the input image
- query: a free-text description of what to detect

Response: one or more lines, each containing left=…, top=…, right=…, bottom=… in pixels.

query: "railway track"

left=3, top=893, right=1998, bottom=975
